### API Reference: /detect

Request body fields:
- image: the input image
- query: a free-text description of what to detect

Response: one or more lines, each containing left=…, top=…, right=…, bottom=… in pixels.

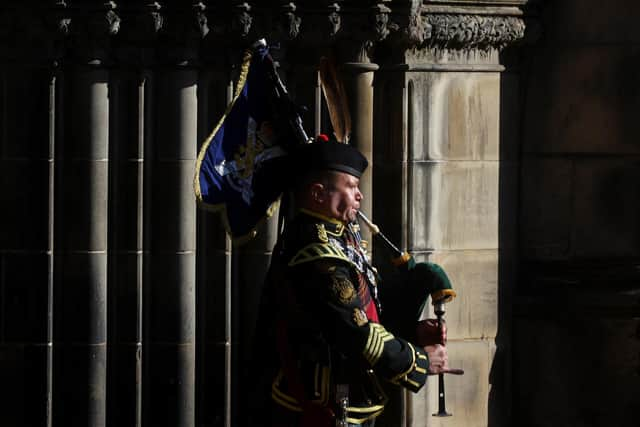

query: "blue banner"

left=194, top=43, right=293, bottom=241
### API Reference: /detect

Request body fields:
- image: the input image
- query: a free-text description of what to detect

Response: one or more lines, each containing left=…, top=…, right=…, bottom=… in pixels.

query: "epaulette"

left=288, top=243, right=350, bottom=267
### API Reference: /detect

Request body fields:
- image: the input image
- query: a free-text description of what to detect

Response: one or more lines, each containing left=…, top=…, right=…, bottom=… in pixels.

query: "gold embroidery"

left=314, top=260, right=337, bottom=274
left=332, top=277, right=356, bottom=304
left=288, top=243, right=351, bottom=267
left=316, top=223, right=329, bottom=243
left=363, top=323, right=395, bottom=366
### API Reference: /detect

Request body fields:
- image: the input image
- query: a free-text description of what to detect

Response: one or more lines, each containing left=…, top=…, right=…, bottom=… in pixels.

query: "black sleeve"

left=294, top=260, right=429, bottom=392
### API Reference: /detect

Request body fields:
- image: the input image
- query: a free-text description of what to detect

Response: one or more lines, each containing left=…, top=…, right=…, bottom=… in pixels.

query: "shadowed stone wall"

left=514, top=1, right=640, bottom=426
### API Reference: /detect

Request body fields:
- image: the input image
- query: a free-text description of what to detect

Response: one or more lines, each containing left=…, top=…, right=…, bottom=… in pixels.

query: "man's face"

left=322, top=171, right=363, bottom=223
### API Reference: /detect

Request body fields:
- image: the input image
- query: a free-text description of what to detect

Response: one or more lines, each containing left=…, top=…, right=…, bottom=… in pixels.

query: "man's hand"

left=423, top=343, right=464, bottom=375
left=423, top=344, right=449, bottom=375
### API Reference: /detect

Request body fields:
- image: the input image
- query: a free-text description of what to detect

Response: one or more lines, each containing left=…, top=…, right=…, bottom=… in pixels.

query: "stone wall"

left=514, top=1, right=640, bottom=426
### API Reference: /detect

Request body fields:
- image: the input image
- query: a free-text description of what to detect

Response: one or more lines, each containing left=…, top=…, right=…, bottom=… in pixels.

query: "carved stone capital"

left=231, top=2, right=253, bottom=40
left=73, top=1, right=121, bottom=65
left=159, top=3, right=210, bottom=65
left=145, top=2, right=164, bottom=37
left=382, top=2, right=430, bottom=50
left=86, top=2, right=121, bottom=39
left=47, top=1, right=72, bottom=38
left=189, top=2, right=209, bottom=40
left=425, top=13, right=525, bottom=51
left=113, top=2, right=164, bottom=66
left=327, top=3, right=342, bottom=38
left=41, top=1, right=72, bottom=63
left=122, top=2, right=164, bottom=43
left=333, top=2, right=394, bottom=64
left=370, top=3, right=393, bottom=42
left=292, top=2, right=342, bottom=49
left=405, top=9, right=431, bottom=46
left=275, top=2, right=302, bottom=41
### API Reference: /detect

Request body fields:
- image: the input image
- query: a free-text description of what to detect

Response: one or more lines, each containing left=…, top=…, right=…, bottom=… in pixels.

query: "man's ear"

left=310, top=183, right=326, bottom=204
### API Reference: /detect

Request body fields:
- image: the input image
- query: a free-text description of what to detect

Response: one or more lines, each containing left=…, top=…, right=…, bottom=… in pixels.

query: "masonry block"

left=151, top=159, right=196, bottom=252
left=149, top=252, right=196, bottom=343
left=524, top=46, right=640, bottom=155
left=408, top=72, right=500, bottom=161
left=520, top=157, right=573, bottom=260
left=415, top=250, right=498, bottom=341
left=572, top=158, right=640, bottom=257
left=409, top=161, right=499, bottom=251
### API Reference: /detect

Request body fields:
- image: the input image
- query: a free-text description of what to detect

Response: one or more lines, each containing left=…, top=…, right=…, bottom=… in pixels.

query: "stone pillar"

left=57, top=65, right=111, bottom=427
left=147, top=67, right=198, bottom=427
left=144, top=5, right=207, bottom=426
left=52, top=4, right=120, bottom=424
left=372, top=5, right=526, bottom=427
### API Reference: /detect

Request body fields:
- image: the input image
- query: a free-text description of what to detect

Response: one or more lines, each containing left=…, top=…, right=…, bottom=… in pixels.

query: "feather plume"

left=319, top=55, right=351, bottom=143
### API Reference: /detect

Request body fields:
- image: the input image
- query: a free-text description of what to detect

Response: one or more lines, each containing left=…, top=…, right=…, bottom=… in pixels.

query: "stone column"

left=372, top=5, right=526, bottom=427
left=144, top=5, right=207, bottom=426
left=51, top=3, right=120, bottom=424
left=57, top=57, right=111, bottom=427
left=147, top=67, right=198, bottom=427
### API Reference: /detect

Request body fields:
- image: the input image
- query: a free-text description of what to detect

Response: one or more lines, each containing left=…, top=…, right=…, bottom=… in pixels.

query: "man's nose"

left=356, top=188, right=363, bottom=200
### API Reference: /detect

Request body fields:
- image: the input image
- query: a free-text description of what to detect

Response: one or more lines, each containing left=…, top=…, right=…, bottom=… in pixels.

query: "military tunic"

left=260, top=209, right=430, bottom=425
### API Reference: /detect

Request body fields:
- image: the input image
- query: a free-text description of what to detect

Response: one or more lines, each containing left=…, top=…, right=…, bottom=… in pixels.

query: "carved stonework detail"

left=87, top=2, right=120, bottom=39
left=294, top=2, right=341, bottom=48
left=277, top=2, right=302, bottom=41
left=0, top=3, right=530, bottom=67
left=384, top=1, right=430, bottom=51
left=425, top=14, right=525, bottom=51
left=148, top=3, right=164, bottom=35
left=74, top=1, right=121, bottom=64
left=136, top=1, right=164, bottom=39
left=190, top=2, right=209, bottom=40
left=405, top=9, right=431, bottom=46
left=334, top=2, right=394, bottom=64
left=43, top=1, right=72, bottom=62
left=158, top=3, right=210, bottom=64
left=49, top=1, right=72, bottom=38
left=231, top=2, right=253, bottom=40
left=121, top=2, right=163, bottom=44
left=327, top=3, right=342, bottom=38
left=371, top=4, right=393, bottom=42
